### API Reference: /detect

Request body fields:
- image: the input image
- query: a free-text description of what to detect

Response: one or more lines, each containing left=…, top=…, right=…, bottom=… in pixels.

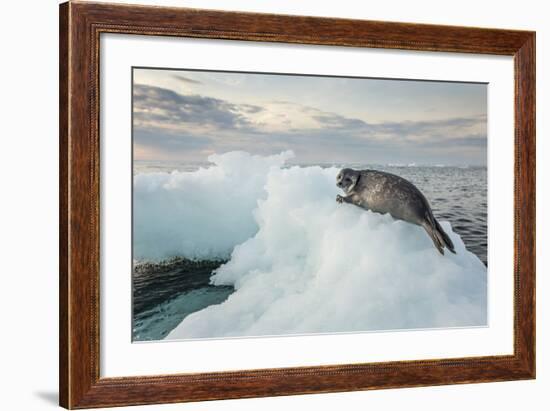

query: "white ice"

left=153, top=152, right=488, bottom=339
left=133, top=151, right=293, bottom=261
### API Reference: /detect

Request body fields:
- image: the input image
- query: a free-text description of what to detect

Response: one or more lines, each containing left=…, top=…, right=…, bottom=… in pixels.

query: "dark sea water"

left=133, top=259, right=232, bottom=341
left=132, top=164, right=487, bottom=341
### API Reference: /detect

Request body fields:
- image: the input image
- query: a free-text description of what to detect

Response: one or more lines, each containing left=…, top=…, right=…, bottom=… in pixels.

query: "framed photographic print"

left=59, top=1, right=535, bottom=409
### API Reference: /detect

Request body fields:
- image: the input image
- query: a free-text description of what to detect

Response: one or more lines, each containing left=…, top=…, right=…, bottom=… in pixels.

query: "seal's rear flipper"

left=434, top=218, right=456, bottom=254
left=422, top=221, right=444, bottom=255
left=422, top=223, right=445, bottom=255
left=422, top=213, right=456, bottom=255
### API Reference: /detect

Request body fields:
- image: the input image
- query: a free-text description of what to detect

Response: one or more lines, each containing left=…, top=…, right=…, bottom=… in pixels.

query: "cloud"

left=134, top=129, right=211, bottom=150
left=296, top=106, right=485, bottom=154
left=240, top=104, right=264, bottom=114
left=372, top=116, right=486, bottom=138
left=173, top=75, right=202, bottom=85
left=311, top=113, right=367, bottom=130
left=424, top=135, right=487, bottom=148
left=133, top=129, right=215, bottom=160
left=133, top=84, right=263, bottom=131
left=133, top=84, right=486, bottom=164
left=269, top=102, right=485, bottom=147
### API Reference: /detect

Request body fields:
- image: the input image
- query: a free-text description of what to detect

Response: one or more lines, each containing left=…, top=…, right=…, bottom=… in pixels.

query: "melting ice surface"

left=133, top=151, right=487, bottom=340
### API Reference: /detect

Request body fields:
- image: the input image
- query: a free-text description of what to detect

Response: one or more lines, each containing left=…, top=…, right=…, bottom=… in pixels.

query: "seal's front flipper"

left=336, top=194, right=351, bottom=204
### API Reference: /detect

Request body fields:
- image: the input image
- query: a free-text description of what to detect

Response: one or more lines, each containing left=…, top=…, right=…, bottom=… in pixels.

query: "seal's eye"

left=345, top=178, right=351, bottom=183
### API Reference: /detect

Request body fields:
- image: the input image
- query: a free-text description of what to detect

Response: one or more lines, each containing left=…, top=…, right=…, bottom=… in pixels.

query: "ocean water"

left=133, top=156, right=487, bottom=341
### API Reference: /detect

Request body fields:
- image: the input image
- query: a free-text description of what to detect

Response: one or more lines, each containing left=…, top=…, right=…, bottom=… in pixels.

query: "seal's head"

left=336, top=168, right=359, bottom=194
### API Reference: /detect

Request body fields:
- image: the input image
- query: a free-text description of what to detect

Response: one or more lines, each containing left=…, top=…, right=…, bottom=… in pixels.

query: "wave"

left=135, top=152, right=489, bottom=340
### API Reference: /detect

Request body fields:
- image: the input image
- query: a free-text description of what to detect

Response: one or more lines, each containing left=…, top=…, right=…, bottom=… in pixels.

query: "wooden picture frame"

left=59, top=1, right=535, bottom=408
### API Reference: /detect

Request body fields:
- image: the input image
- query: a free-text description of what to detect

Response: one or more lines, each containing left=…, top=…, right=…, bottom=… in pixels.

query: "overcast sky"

left=133, top=68, right=487, bottom=166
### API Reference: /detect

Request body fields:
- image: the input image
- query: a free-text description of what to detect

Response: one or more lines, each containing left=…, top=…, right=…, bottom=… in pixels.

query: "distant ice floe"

left=133, top=151, right=488, bottom=340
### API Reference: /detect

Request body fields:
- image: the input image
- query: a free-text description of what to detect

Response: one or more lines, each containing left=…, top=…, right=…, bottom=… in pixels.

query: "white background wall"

left=0, top=0, right=546, bottom=410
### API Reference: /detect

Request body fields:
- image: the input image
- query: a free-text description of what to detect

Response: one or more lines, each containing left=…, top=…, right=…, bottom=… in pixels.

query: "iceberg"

left=143, top=152, right=489, bottom=340
left=133, top=150, right=293, bottom=261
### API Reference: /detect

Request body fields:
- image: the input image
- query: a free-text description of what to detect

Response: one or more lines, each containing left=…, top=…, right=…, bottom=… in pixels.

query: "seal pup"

left=336, top=168, right=455, bottom=255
